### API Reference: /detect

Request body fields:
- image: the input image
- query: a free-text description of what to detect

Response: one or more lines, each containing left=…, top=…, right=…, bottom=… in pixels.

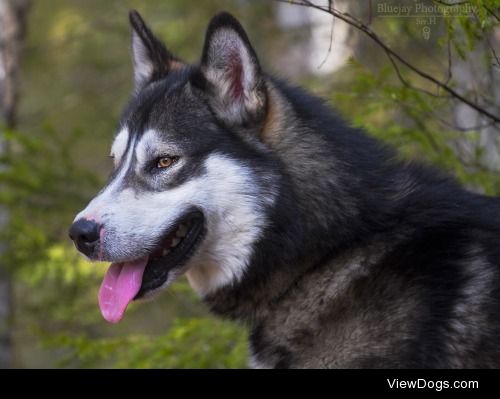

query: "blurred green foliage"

left=1, top=0, right=499, bottom=368
left=307, top=0, right=500, bottom=194
left=39, top=317, right=247, bottom=368
left=324, top=60, right=500, bottom=194
left=5, top=0, right=275, bottom=369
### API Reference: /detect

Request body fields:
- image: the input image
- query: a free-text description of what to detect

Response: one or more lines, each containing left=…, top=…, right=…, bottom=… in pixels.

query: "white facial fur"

left=110, top=128, right=129, bottom=166
left=184, top=154, right=274, bottom=296
left=75, top=130, right=276, bottom=296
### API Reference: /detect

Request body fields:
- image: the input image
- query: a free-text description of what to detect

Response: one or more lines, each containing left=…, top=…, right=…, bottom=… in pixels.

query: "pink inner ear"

left=228, top=48, right=244, bottom=100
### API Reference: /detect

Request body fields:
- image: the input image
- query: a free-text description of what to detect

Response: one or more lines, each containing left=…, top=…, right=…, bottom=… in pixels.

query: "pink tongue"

left=98, top=258, right=148, bottom=324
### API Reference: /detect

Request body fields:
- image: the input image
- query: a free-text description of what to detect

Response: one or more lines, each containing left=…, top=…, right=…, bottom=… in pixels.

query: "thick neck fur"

left=203, top=78, right=489, bottom=323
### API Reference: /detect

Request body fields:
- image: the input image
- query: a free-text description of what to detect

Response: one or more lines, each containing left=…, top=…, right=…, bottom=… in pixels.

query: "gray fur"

left=70, top=11, right=500, bottom=369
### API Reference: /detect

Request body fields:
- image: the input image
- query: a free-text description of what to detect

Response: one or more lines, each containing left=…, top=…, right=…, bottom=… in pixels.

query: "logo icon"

left=422, top=26, right=431, bottom=40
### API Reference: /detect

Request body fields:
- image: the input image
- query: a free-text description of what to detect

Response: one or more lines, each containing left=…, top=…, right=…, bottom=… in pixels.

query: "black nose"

left=69, top=219, right=101, bottom=257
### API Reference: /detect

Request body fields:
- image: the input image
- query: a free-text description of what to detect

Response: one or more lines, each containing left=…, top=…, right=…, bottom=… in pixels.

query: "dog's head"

left=69, top=11, right=281, bottom=323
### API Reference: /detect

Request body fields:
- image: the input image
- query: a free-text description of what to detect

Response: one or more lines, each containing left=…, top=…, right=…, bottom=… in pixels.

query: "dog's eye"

left=157, top=156, right=179, bottom=169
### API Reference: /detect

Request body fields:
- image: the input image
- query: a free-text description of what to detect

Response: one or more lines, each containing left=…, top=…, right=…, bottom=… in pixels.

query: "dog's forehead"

left=120, top=70, right=202, bottom=129
left=121, top=85, right=212, bottom=147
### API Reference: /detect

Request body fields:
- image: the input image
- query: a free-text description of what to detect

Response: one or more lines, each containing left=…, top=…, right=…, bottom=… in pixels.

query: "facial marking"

left=75, top=132, right=136, bottom=224
left=110, top=128, right=130, bottom=166
left=134, top=129, right=181, bottom=174
left=185, top=154, right=276, bottom=296
left=76, top=147, right=276, bottom=295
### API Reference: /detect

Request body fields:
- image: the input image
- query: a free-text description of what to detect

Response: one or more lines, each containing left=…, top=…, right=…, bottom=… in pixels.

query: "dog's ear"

left=195, top=12, right=267, bottom=126
left=129, top=10, right=183, bottom=90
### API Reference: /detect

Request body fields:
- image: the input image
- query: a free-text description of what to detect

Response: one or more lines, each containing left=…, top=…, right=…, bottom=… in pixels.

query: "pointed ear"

left=196, top=12, right=267, bottom=126
left=129, top=10, right=183, bottom=90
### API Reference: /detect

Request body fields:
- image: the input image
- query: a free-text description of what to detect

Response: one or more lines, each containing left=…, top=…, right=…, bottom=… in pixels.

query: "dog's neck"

left=200, top=79, right=464, bottom=323
left=201, top=82, right=390, bottom=321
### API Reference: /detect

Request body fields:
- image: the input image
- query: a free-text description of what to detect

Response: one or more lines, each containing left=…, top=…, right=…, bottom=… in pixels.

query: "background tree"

left=277, top=0, right=500, bottom=192
left=0, top=0, right=30, bottom=368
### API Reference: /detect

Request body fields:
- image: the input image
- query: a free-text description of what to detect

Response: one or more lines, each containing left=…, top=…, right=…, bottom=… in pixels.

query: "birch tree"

left=0, top=0, right=30, bottom=368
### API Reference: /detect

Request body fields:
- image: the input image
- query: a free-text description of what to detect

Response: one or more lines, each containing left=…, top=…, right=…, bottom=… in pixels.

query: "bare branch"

left=429, top=110, right=496, bottom=132
left=386, top=51, right=451, bottom=99
left=274, top=0, right=500, bottom=124
left=433, top=0, right=500, bottom=23
left=484, top=5, right=500, bottom=24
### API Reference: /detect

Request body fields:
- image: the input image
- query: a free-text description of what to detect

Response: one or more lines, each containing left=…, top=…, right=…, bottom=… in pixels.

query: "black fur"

left=129, top=10, right=182, bottom=88
left=207, top=81, right=500, bottom=366
left=128, top=12, right=500, bottom=368
left=74, top=11, right=500, bottom=368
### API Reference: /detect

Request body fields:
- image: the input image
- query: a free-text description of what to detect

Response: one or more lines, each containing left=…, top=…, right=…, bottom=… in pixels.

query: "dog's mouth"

left=98, top=211, right=205, bottom=324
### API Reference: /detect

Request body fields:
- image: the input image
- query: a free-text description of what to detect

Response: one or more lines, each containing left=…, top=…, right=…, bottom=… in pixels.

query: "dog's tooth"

left=162, top=248, right=170, bottom=257
left=177, top=224, right=188, bottom=238
left=171, top=237, right=181, bottom=247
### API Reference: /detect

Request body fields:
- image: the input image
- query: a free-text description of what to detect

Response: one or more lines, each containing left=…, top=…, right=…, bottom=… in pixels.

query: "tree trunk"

left=452, top=28, right=500, bottom=181
left=0, top=0, right=30, bottom=369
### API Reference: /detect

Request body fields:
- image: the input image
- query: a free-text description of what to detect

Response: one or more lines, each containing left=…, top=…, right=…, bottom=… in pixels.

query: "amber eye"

left=157, top=156, right=178, bottom=169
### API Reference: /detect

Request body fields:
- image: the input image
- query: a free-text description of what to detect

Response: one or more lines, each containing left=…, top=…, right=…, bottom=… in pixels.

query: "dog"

left=69, top=10, right=500, bottom=368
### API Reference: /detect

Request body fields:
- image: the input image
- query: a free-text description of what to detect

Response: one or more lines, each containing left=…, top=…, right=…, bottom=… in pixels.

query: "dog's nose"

left=69, top=219, right=101, bottom=257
